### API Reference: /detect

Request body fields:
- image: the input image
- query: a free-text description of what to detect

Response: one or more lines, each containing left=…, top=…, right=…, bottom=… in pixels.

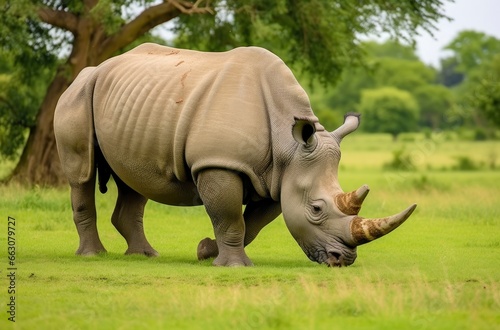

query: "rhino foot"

left=198, top=238, right=252, bottom=266
left=125, top=246, right=159, bottom=257
left=197, top=237, right=219, bottom=260
left=76, top=246, right=107, bottom=256
left=213, top=248, right=254, bottom=267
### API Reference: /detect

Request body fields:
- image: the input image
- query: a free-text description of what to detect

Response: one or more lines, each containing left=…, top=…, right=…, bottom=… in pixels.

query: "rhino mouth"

left=304, top=248, right=328, bottom=264
left=301, top=243, right=357, bottom=267
left=324, top=248, right=357, bottom=267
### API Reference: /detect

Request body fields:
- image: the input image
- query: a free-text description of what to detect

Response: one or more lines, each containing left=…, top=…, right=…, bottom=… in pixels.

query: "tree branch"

left=97, top=0, right=213, bottom=62
left=169, top=0, right=214, bottom=15
left=37, top=6, right=78, bottom=33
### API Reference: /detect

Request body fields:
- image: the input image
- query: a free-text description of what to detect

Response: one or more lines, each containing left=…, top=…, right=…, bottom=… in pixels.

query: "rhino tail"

left=95, top=143, right=111, bottom=194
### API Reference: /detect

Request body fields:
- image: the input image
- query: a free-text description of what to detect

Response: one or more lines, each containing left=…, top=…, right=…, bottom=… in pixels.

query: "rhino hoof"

left=125, top=247, right=159, bottom=257
left=76, top=250, right=107, bottom=256
left=213, top=254, right=254, bottom=267
left=76, top=246, right=107, bottom=256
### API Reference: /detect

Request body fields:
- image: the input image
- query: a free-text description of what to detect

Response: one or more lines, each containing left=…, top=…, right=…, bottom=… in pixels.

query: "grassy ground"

left=0, top=134, right=499, bottom=329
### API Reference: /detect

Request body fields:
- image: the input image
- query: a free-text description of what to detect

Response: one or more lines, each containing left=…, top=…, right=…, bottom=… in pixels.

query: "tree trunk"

left=9, top=69, right=70, bottom=186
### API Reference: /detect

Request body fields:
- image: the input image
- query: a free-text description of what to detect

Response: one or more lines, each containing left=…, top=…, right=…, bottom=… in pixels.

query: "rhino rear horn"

left=349, top=204, right=417, bottom=246
left=331, top=113, right=361, bottom=143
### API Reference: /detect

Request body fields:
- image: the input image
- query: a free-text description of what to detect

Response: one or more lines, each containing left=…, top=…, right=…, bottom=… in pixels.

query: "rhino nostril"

left=326, top=251, right=345, bottom=267
left=329, top=251, right=341, bottom=260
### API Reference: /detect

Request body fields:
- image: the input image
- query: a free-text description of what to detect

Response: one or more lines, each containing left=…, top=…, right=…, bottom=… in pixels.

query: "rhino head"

left=281, top=113, right=416, bottom=267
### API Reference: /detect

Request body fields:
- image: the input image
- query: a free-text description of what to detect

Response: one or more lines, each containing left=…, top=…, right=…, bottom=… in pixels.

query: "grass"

left=0, top=134, right=499, bottom=329
left=340, top=132, right=499, bottom=171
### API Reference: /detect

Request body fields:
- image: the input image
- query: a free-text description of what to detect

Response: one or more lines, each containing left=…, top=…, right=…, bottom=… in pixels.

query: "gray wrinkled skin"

left=54, top=43, right=416, bottom=267
left=281, top=127, right=359, bottom=266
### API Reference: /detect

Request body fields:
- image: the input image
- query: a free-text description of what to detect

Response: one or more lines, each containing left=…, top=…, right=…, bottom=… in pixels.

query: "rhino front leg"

left=71, top=177, right=107, bottom=256
left=111, top=177, right=158, bottom=257
left=197, top=199, right=281, bottom=260
left=197, top=169, right=252, bottom=266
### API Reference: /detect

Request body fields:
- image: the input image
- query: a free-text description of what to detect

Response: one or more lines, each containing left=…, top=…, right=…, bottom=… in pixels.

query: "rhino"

left=54, top=43, right=416, bottom=267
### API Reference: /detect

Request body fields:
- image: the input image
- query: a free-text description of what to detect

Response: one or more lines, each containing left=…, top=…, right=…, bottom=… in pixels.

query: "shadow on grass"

left=46, top=250, right=329, bottom=270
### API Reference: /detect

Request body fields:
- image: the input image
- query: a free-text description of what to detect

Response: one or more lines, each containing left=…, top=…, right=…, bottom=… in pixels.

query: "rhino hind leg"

left=111, top=176, right=159, bottom=257
left=71, top=176, right=107, bottom=256
left=197, top=169, right=253, bottom=266
left=60, top=129, right=106, bottom=255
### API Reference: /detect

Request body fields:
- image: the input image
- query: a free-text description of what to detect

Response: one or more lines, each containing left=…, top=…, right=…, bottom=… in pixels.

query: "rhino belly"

left=102, top=149, right=201, bottom=206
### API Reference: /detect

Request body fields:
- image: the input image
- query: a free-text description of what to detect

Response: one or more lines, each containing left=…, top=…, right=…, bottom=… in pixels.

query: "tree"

left=444, top=30, right=500, bottom=74
left=327, top=40, right=438, bottom=118
left=413, top=84, right=453, bottom=129
left=465, top=54, right=500, bottom=127
left=443, top=31, right=500, bottom=129
left=363, top=40, right=420, bottom=61
left=0, top=47, right=56, bottom=160
left=438, top=56, right=464, bottom=87
left=374, top=58, right=436, bottom=91
left=0, top=0, right=450, bottom=185
left=358, top=87, right=420, bottom=140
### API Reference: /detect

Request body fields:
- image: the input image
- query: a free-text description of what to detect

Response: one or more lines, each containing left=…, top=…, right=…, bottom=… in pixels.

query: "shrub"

left=474, top=128, right=489, bottom=141
left=358, top=87, right=420, bottom=140
left=452, top=156, right=479, bottom=171
left=488, top=150, right=497, bottom=170
left=383, top=147, right=416, bottom=171
left=410, top=174, right=449, bottom=191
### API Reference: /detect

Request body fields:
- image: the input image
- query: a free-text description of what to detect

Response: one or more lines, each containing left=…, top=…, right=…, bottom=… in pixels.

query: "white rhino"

left=54, top=43, right=416, bottom=267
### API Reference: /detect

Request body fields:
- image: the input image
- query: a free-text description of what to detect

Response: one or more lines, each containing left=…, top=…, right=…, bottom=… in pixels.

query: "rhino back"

left=91, top=44, right=315, bottom=203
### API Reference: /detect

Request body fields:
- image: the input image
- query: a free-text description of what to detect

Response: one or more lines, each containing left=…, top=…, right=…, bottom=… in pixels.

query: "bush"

left=453, top=156, right=479, bottom=171
left=358, top=87, right=420, bottom=140
left=488, top=150, right=497, bottom=170
left=383, top=147, right=416, bottom=171
left=474, top=128, right=489, bottom=141
left=410, top=174, right=449, bottom=191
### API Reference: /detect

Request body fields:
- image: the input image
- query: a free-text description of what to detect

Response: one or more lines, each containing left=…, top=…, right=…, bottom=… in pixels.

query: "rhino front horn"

left=349, top=204, right=417, bottom=246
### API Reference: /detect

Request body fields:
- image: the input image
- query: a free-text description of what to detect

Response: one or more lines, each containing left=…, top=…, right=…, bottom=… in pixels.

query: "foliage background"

left=0, top=0, right=466, bottom=185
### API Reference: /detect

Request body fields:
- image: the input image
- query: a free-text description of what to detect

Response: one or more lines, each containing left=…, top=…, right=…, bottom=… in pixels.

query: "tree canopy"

left=444, top=30, right=500, bottom=74
left=323, top=40, right=446, bottom=130
left=443, top=30, right=500, bottom=129
left=0, top=0, right=451, bottom=185
left=464, top=54, right=500, bottom=128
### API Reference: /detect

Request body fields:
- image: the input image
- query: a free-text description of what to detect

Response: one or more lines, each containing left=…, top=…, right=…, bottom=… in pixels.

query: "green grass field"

left=1, top=134, right=499, bottom=329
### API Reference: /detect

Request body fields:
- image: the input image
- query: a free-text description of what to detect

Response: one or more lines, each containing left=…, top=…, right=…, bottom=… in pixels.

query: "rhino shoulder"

left=229, top=46, right=283, bottom=65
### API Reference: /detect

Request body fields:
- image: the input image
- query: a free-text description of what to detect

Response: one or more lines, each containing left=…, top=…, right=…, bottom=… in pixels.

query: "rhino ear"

left=293, top=119, right=317, bottom=148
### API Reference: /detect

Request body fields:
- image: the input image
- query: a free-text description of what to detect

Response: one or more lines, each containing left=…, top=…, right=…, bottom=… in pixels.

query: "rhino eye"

left=312, top=205, right=322, bottom=214
left=307, top=200, right=326, bottom=224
